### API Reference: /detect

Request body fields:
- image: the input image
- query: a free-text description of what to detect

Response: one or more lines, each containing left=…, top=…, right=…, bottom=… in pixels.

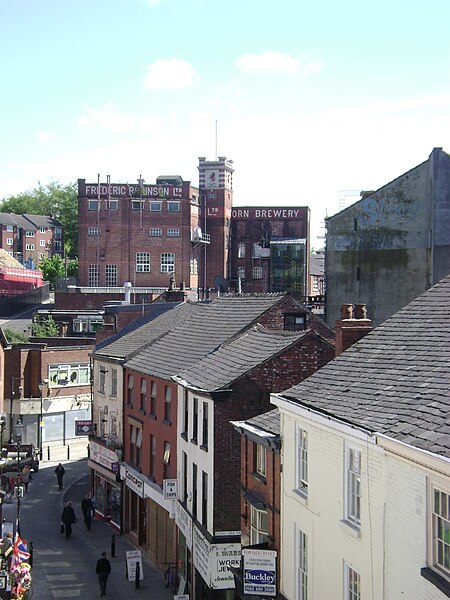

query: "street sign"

left=0, top=575, right=7, bottom=589
left=163, top=479, right=178, bottom=500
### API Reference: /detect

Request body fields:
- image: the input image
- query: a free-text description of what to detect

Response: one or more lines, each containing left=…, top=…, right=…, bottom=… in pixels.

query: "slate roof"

left=174, top=325, right=308, bottom=392
left=23, top=214, right=63, bottom=228
left=94, top=302, right=198, bottom=360
left=245, top=409, right=281, bottom=436
left=277, top=274, right=450, bottom=458
left=0, top=213, right=31, bottom=228
left=125, top=294, right=286, bottom=380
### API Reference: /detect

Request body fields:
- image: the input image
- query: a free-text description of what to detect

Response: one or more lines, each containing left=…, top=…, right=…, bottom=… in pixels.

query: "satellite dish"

left=214, top=275, right=229, bottom=293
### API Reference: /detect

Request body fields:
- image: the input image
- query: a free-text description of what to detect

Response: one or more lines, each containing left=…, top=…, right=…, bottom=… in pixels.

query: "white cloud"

left=235, top=51, right=323, bottom=76
left=79, top=102, right=160, bottom=133
left=37, top=129, right=51, bottom=143
left=142, top=58, right=201, bottom=91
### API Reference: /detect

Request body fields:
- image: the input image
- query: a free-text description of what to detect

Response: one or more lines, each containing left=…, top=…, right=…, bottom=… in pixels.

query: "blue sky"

left=1, top=0, right=450, bottom=244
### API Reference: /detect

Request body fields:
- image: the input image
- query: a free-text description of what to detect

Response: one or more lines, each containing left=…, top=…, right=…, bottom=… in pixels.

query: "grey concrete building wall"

left=325, top=148, right=450, bottom=327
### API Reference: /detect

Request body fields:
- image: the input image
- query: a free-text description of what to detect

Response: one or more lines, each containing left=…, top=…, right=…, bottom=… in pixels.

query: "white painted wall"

left=274, top=395, right=450, bottom=600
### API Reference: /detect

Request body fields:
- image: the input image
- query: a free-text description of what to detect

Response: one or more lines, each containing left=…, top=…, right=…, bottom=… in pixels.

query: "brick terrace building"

left=231, top=409, right=281, bottom=599
left=0, top=213, right=63, bottom=266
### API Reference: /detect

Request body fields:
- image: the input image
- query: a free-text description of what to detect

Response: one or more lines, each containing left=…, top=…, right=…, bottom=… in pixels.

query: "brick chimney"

left=335, top=303, right=372, bottom=356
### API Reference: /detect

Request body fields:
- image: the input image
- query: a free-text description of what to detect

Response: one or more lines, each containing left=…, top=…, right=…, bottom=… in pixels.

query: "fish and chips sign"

left=243, top=548, right=277, bottom=597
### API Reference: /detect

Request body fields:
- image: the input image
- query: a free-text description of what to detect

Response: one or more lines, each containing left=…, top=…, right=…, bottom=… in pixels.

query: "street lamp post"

left=14, top=418, right=24, bottom=536
left=37, top=382, right=45, bottom=461
left=9, top=378, right=23, bottom=443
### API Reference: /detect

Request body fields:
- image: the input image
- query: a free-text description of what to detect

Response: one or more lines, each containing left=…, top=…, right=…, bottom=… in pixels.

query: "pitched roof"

left=174, top=325, right=308, bottom=392
left=277, top=274, right=450, bottom=457
left=125, top=293, right=286, bottom=380
left=94, top=302, right=198, bottom=360
left=246, top=409, right=281, bottom=436
left=23, top=214, right=63, bottom=228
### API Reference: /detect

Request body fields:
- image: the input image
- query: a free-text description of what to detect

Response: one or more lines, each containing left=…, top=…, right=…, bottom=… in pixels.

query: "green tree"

left=39, top=255, right=65, bottom=284
left=66, top=257, right=78, bottom=277
left=2, top=328, right=29, bottom=344
left=32, top=316, right=59, bottom=337
left=0, top=181, right=78, bottom=257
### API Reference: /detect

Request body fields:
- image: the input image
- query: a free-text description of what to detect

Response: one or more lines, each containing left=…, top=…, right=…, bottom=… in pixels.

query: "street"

left=4, top=455, right=174, bottom=599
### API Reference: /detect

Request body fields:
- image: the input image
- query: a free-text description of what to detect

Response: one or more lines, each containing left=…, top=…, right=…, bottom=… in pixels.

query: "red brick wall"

left=123, top=370, right=177, bottom=483
left=213, top=333, right=335, bottom=532
left=335, top=318, right=373, bottom=355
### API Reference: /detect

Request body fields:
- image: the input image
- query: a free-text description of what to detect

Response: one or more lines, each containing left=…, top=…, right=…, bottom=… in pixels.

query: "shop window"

left=49, top=364, right=90, bottom=388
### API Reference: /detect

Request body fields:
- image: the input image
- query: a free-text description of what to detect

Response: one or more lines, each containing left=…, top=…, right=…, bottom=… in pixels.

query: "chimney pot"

left=354, top=303, right=367, bottom=319
left=340, top=303, right=353, bottom=320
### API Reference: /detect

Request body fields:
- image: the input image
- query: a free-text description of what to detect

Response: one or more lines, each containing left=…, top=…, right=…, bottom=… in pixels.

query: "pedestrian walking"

left=81, top=494, right=92, bottom=530
left=96, top=551, right=111, bottom=596
left=20, top=466, right=31, bottom=492
left=55, top=463, right=65, bottom=490
left=61, top=501, right=77, bottom=539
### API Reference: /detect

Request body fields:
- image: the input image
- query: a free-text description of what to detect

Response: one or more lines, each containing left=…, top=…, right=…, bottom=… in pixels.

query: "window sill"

left=293, top=488, right=308, bottom=502
left=148, top=414, right=156, bottom=421
left=252, top=472, right=267, bottom=485
left=162, top=419, right=172, bottom=427
left=191, top=438, right=198, bottom=445
left=422, top=567, right=450, bottom=597
left=181, top=432, right=188, bottom=442
left=200, top=444, right=208, bottom=452
left=340, top=519, right=361, bottom=539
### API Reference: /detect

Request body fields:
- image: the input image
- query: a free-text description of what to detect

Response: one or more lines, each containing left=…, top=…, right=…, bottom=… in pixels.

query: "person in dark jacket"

left=55, top=463, right=65, bottom=490
left=96, top=551, right=111, bottom=596
left=81, top=494, right=92, bottom=530
left=61, top=501, right=77, bottom=539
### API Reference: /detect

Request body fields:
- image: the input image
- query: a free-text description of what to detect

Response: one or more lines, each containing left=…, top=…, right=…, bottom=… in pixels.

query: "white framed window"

left=88, top=227, right=100, bottom=236
left=136, top=252, right=151, bottom=272
left=39, top=239, right=46, bottom=247
left=237, top=267, right=246, bottom=280
left=252, top=243, right=262, bottom=258
left=253, top=266, right=263, bottom=279
left=39, top=252, right=44, bottom=259
left=132, top=199, right=144, bottom=210
left=99, top=369, right=106, bottom=394
left=105, top=264, right=118, bottom=286
left=111, top=368, right=118, bottom=397
left=255, top=443, right=266, bottom=477
left=6, top=225, right=13, bottom=232
left=88, top=264, right=99, bottom=287
left=26, top=244, right=35, bottom=250
left=296, top=528, right=308, bottom=600
left=296, top=426, right=308, bottom=495
left=49, top=363, right=90, bottom=387
left=108, top=199, right=118, bottom=210
left=54, top=241, right=62, bottom=251
left=167, top=201, right=180, bottom=212
left=54, top=227, right=62, bottom=239
left=161, top=253, right=175, bottom=273
left=40, top=226, right=46, bottom=233
left=6, top=238, right=13, bottom=246
left=345, top=447, right=361, bottom=526
left=250, top=506, right=269, bottom=545
left=149, top=228, right=162, bottom=237
left=150, top=201, right=162, bottom=212
left=88, top=199, right=99, bottom=211
left=432, top=488, right=450, bottom=576
left=26, top=230, right=35, bottom=237
left=238, top=242, right=246, bottom=259
left=345, top=564, right=361, bottom=600
left=167, top=228, right=180, bottom=237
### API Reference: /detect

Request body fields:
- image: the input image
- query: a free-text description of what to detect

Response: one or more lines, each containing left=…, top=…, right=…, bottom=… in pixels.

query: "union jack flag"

left=11, top=533, right=30, bottom=566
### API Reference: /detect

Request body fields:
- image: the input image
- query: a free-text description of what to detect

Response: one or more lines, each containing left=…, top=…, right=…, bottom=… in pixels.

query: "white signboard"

left=193, top=526, right=241, bottom=590
left=90, top=440, right=119, bottom=470
left=243, top=548, right=277, bottom=596
left=126, top=550, right=144, bottom=581
left=175, top=502, right=192, bottom=550
left=163, top=479, right=178, bottom=500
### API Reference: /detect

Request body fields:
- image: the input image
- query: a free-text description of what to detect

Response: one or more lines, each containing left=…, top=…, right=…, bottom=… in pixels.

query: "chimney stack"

left=335, top=303, right=372, bottom=356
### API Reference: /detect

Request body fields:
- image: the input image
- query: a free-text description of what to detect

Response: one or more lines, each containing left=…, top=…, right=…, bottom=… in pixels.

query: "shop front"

left=88, top=440, right=122, bottom=529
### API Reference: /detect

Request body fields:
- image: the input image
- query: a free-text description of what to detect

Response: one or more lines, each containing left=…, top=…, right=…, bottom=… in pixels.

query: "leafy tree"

left=32, top=316, right=59, bottom=337
left=66, top=257, right=78, bottom=277
left=0, top=181, right=78, bottom=257
left=39, top=255, right=65, bottom=284
left=2, top=328, right=29, bottom=344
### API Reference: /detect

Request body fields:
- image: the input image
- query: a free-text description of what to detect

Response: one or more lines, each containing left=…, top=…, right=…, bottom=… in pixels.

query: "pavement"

left=3, top=442, right=176, bottom=599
